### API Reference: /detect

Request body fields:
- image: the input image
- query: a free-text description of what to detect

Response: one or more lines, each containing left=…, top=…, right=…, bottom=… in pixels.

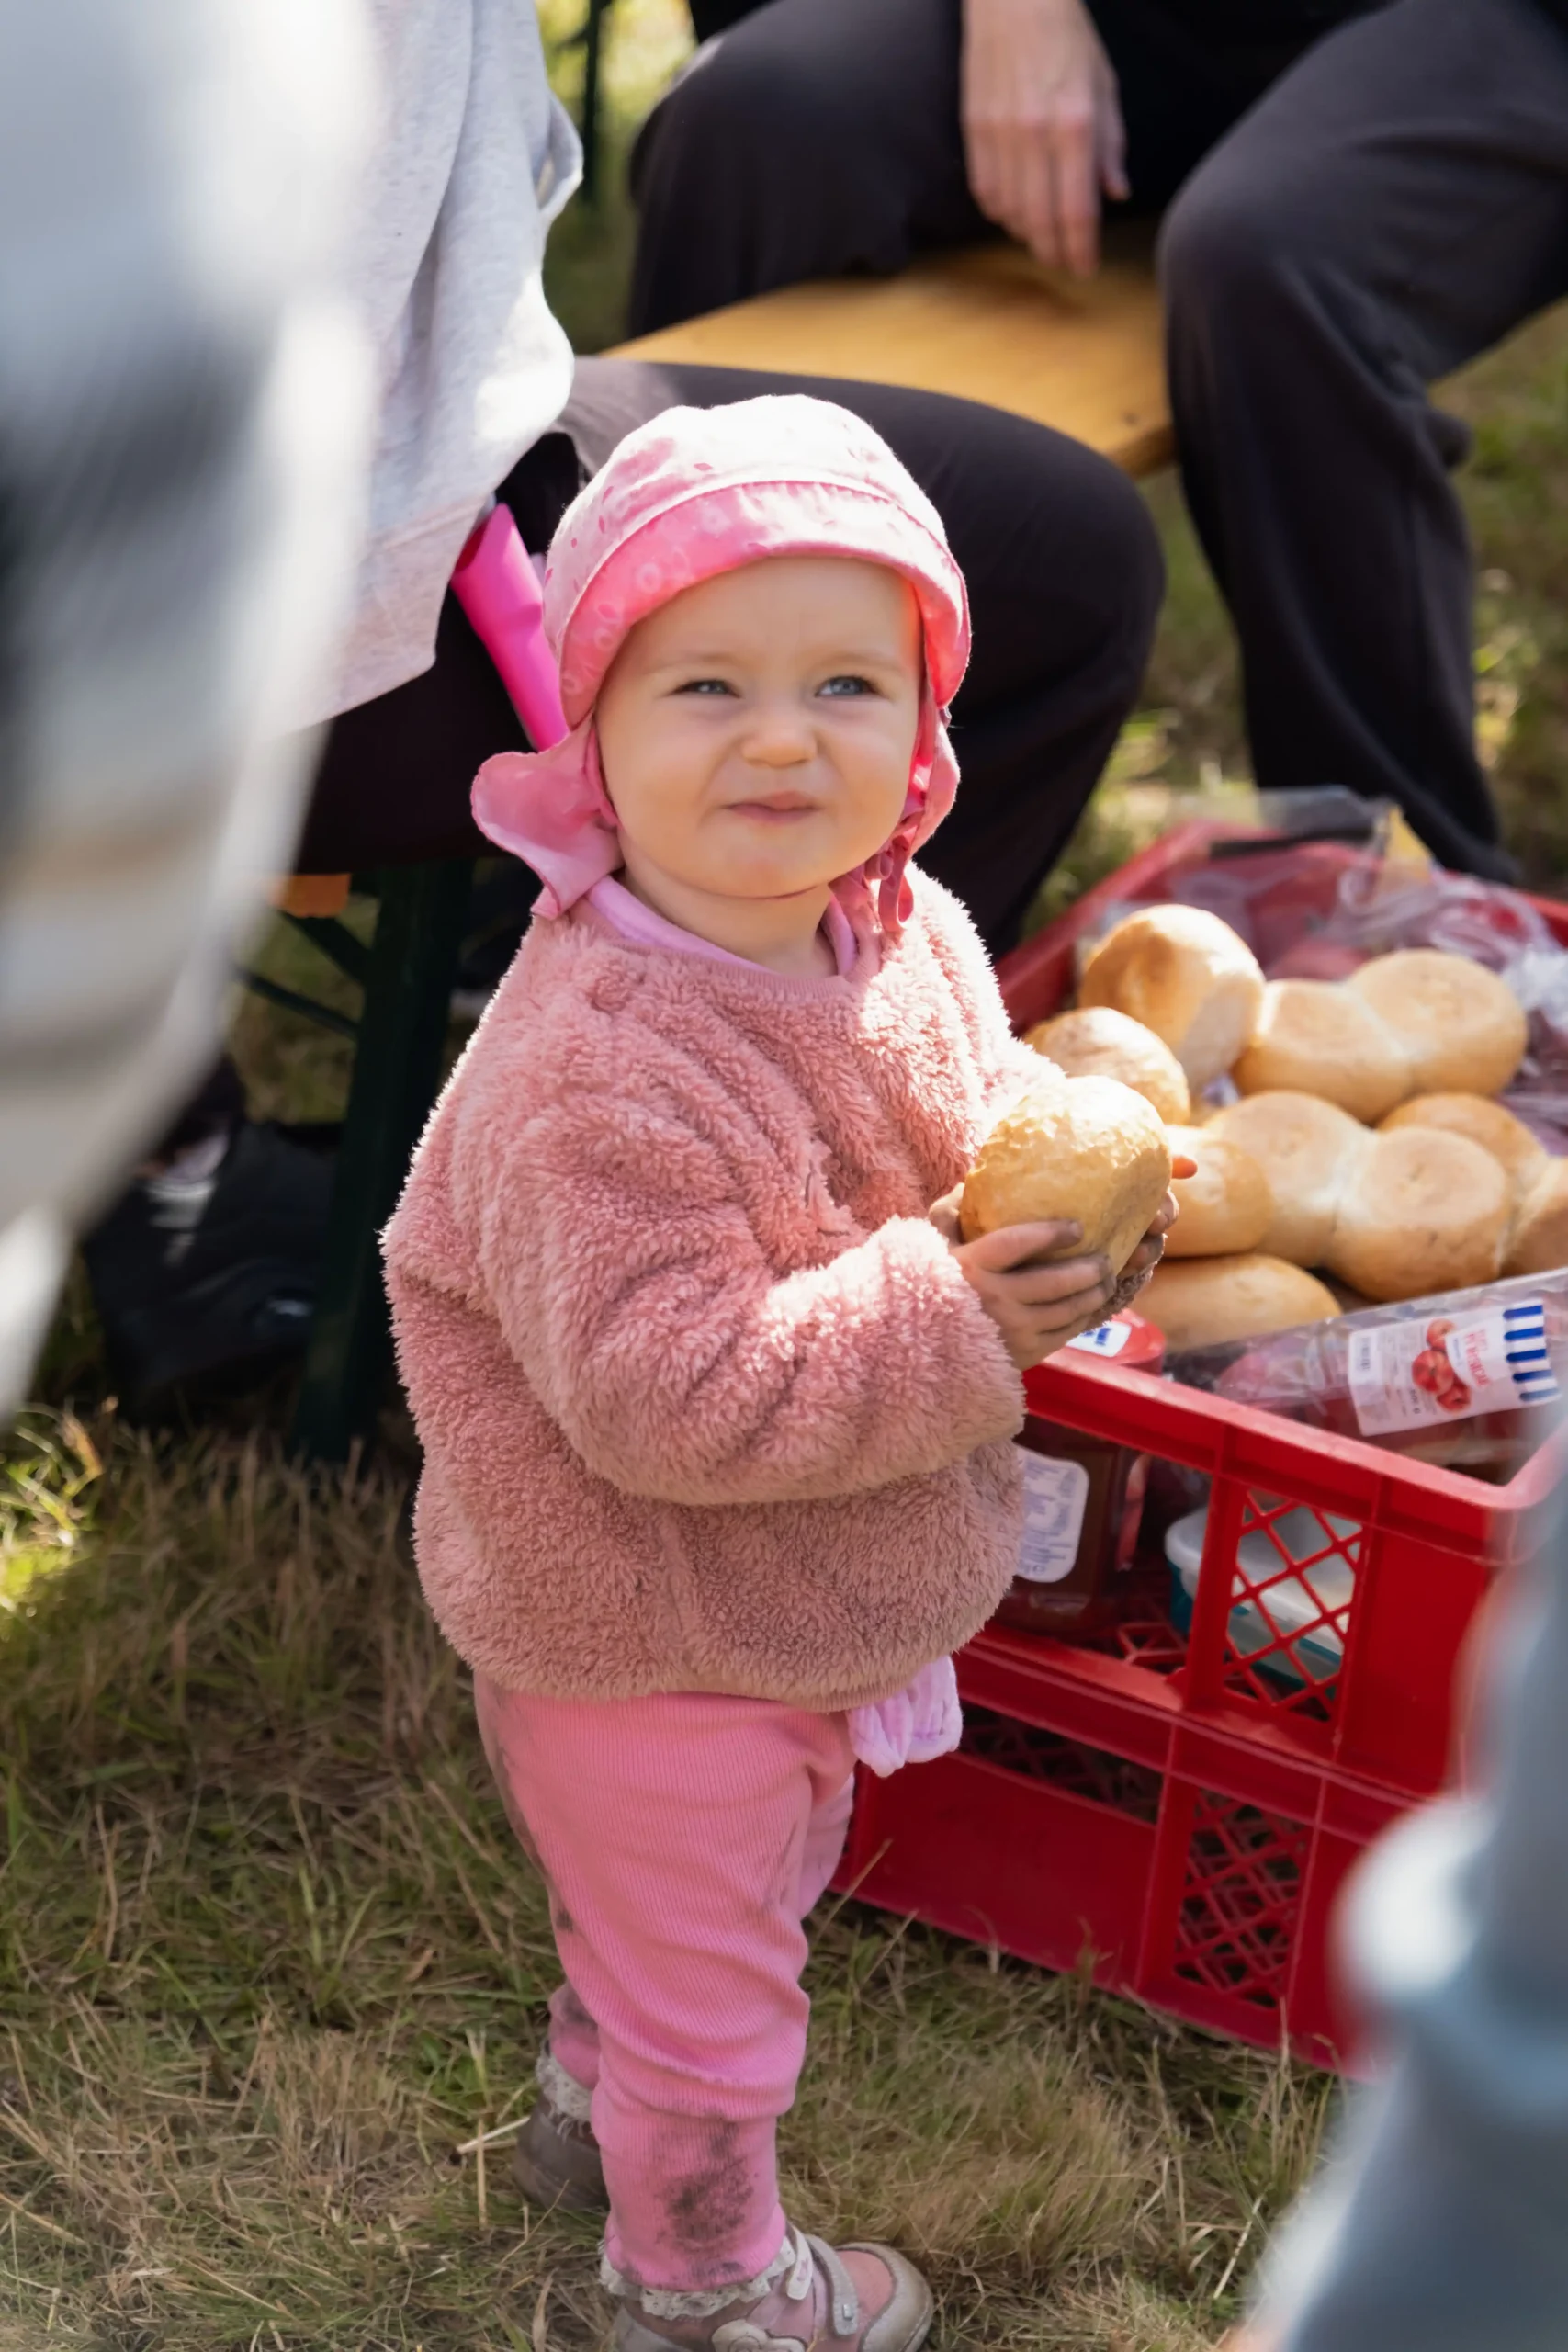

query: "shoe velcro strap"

left=804, top=2236, right=861, bottom=2339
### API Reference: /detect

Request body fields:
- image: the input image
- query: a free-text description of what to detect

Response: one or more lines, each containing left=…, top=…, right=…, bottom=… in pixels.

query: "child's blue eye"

left=818, top=675, right=875, bottom=698
left=673, top=678, right=738, bottom=697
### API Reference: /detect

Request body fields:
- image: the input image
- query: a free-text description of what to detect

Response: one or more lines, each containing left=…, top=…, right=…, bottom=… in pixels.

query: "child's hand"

left=1103, top=1170, right=1188, bottom=1317
left=951, top=1221, right=1112, bottom=1369
left=930, top=1185, right=1112, bottom=1369
left=930, top=1166, right=1190, bottom=1373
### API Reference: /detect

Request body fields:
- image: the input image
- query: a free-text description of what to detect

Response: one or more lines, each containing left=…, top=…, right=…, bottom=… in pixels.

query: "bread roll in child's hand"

left=936, top=1077, right=1187, bottom=1372
left=961, top=1077, right=1175, bottom=1272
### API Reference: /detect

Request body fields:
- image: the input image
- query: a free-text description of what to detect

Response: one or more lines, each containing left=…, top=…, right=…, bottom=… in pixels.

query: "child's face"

left=594, top=556, right=923, bottom=905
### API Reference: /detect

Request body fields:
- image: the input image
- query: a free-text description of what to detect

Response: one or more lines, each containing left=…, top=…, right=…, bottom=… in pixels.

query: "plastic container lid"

left=1066, top=1309, right=1164, bottom=1368
left=1165, top=1501, right=1358, bottom=1679
left=1022, top=1313, right=1165, bottom=1421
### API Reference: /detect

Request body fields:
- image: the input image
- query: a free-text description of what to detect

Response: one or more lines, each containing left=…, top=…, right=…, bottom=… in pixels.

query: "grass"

left=0, top=1409, right=1330, bottom=2350
left=8, top=6, right=1568, bottom=2345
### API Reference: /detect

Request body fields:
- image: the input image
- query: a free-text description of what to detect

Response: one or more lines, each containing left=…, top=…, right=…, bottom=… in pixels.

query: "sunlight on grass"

left=0, top=1413, right=103, bottom=1611
left=0, top=1413, right=1332, bottom=2347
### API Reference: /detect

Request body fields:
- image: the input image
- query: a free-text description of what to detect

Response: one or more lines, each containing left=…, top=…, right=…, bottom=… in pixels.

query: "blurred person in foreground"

left=0, top=0, right=371, bottom=1411
left=633, top=0, right=1568, bottom=886
left=1222, top=1499, right=1568, bottom=2352
left=84, top=0, right=1166, bottom=1414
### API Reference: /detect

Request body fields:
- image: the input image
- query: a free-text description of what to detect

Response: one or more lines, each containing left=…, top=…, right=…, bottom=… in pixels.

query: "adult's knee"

left=950, top=413, right=1164, bottom=706
left=1160, top=167, right=1281, bottom=334
left=1094, top=465, right=1165, bottom=672
left=1018, top=434, right=1164, bottom=677
left=1159, top=151, right=1350, bottom=371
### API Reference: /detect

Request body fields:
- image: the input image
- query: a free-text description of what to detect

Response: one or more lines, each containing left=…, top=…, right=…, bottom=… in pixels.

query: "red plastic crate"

left=835, top=821, right=1568, bottom=2068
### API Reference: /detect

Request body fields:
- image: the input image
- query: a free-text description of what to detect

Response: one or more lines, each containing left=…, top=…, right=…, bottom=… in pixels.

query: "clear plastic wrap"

left=1070, top=788, right=1408, bottom=977
left=1072, top=788, right=1568, bottom=1149
left=1288, top=865, right=1568, bottom=1148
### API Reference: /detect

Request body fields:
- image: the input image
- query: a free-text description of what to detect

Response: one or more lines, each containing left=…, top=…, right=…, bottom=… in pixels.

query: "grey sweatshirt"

left=1250, top=1476, right=1568, bottom=2349
left=305, top=0, right=581, bottom=727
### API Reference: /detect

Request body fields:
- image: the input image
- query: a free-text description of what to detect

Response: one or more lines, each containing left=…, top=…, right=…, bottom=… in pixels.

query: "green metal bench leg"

left=579, top=0, right=613, bottom=200
left=290, top=860, right=473, bottom=1465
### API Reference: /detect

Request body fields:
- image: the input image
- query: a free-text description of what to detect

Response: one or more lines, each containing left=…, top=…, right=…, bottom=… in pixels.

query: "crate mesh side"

left=1112, top=1611, right=1190, bottom=1676
left=960, top=1706, right=1163, bottom=1824
left=1213, top=1492, right=1361, bottom=1724
left=1171, top=1791, right=1310, bottom=2008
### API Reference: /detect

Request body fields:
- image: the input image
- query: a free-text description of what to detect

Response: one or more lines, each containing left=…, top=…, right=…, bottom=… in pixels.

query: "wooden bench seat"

left=609, top=238, right=1171, bottom=478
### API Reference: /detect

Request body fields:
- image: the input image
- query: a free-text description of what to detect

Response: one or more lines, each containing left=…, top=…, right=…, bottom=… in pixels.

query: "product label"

left=1347, top=1299, right=1559, bottom=1438
left=1015, top=1453, right=1090, bottom=1583
left=1066, top=1321, right=1131, bottom=1359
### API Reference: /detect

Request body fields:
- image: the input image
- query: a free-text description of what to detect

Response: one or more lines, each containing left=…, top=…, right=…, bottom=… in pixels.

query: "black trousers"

left=300, top=357, right=1162, bottom=955
left=632, top=0, right=1567, bottom=875
left=627, top=0, right=1368, bottom=335
left=1161, top=0, right=1568, bottom=878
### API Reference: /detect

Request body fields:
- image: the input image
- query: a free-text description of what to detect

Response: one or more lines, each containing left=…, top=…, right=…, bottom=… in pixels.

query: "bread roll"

left=1077, top=906, right=1264, bottom=1090
left=1233, top=979, right=1410, bottom=1123
left=1376, top=1091, right=1568, bottom=1278
left=1141, top=1254, right=1339, bottom=1351
left=1162, top=1125, right=1272, bottom=1258
left=1505, top=1159, right=1568, bottom=1278
left=959, top=1076, right=1172, bottom=1274
left=1379, top=1092, right=1547, bottom=1207
left=1208, top=1091, right=1366, bottom=1267
left=1347, top=949, right=1527, bottom=1096
left=1024, top=1005, right=1191, bottom=1124
left=1325, top=1127, right=1508, bottom=1302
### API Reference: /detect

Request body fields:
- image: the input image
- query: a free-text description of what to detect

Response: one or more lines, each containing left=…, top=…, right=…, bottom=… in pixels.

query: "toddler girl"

left=383, top=397, right=1172, bottom=2352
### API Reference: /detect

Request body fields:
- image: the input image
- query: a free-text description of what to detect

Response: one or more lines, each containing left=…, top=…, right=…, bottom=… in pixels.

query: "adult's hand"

left=961, top=0, right=1128, bottom=277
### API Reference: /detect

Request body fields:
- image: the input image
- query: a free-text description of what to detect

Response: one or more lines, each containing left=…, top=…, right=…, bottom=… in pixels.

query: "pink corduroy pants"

left=474, top=1679, right=856, bottom=2292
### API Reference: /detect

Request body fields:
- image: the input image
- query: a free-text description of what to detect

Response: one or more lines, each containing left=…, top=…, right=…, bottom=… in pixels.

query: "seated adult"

left=1160, top=0, right=1568, bottom=885
left=84, top=0, right=1162, bottom=1410
left=630, top=0, right=1374, bottom=324
left=633, top=0, right=1566, bottom=884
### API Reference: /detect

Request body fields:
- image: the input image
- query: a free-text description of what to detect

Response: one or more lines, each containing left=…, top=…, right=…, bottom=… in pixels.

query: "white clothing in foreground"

left=0, top=0, right=373, bottom=1402
left=1251, top=1464, right=1568, bottom=2350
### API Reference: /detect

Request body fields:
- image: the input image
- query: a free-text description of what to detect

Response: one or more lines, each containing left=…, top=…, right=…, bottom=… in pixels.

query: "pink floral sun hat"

left=469, top=394, right=971, bottom=937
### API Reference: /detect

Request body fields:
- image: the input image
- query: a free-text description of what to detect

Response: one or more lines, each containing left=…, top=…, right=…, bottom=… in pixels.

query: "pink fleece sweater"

left=383, top=870, right=1041, bottom=1712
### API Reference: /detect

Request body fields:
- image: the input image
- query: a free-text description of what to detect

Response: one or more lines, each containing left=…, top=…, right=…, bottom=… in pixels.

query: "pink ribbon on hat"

left=458, top=396, right=970, bottom=937
left=452, top=503, right=622, bottom=920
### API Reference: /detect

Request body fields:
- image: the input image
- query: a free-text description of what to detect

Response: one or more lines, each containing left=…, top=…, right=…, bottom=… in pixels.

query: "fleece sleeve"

left=468, top=1088, right=1024, bottom=1508
left=912, top=876, right=1043, bottom=1114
